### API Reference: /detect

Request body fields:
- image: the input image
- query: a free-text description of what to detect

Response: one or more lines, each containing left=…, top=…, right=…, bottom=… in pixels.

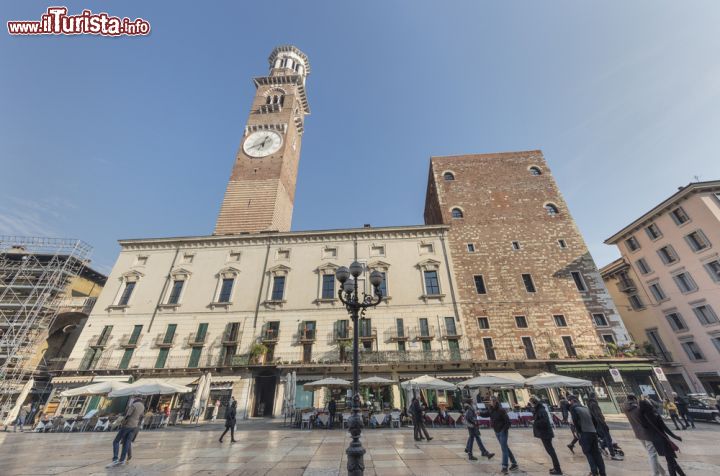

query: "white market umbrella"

left=61, top=381, right=131, bottom=397
left=108, top=379, right=192, bottom=397
left=303, top=377, right=351, bottom=389
left=3, top=378, right=33, bottom=427
left=359, top=376, right=396, bottom=386
left=524, top=372, right=592, bottom=389
left=400, top=374, right=456, bottom=391
left=457, top=374, right=525, bottom=389
left=191, top=373, right=207, bottom=415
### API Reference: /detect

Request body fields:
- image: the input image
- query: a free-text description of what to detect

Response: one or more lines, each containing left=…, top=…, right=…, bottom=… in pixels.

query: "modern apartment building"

left=603, top=181, right=720, bottom=395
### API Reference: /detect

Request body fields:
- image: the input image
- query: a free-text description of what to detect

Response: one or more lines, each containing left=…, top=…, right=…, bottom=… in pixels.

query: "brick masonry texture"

left=215, top=70, right=304, bottom=235
left=424, top=151, right=612, bottom=362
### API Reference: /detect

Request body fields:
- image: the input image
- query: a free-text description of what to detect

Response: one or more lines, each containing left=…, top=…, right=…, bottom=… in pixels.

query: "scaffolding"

left=0, top=236, right=91, bottom=420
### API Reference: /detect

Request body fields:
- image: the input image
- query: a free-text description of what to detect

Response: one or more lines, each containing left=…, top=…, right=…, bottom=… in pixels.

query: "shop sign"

left=652, top=367, right=668, bottom=382
left=609, top=368, right=623, bottom=383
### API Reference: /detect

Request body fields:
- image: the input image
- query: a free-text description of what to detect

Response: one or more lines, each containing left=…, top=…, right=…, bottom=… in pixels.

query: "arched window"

left=272, top=95, right=279, bottom=104
left=266, top=96, right=272, bottom=105
left=279, top=96, right=285, bottom=106
left=545, top=203, right=559, bottom=216
left=529, top=166, right=542, bottom=176
left=451, top=208, right=464, bottom=219
left=443, top=172, right=455, bottom=181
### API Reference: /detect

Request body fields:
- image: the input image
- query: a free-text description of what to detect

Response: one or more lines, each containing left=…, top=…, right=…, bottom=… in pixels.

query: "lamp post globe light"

left=335, top=262, right=384, bottom=475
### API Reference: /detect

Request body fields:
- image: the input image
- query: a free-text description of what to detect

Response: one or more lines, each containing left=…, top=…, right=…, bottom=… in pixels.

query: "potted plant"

left=249, top=342, right=268, bottom=364
left=548, top=352, right=559, bottom=359
left=337, top=340, right=350, bottom=363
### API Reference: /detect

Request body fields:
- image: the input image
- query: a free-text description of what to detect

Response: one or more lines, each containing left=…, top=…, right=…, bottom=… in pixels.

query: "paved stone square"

left=0, top=418, right=718, bottom=475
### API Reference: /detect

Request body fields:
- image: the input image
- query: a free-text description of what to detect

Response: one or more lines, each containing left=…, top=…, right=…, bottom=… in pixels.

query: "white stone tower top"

left=268, top=45, right=310, bottom=82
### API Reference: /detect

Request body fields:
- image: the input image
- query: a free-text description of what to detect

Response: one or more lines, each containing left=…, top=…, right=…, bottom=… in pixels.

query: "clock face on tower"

left=243, top=130, right=283, bottom=158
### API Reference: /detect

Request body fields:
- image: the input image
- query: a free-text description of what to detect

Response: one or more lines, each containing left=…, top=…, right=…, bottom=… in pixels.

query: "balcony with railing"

left=56, top=296, right=97, bottom=315
left=333, top=326, right=353, bottom=342
left=386, top=326, right=410, bottom=342
left=187, top=332, right=207, bottom=347
left=154, top=333, right=175, bottom=348
left=617, top=275, right=637, bottom=293
left=88, top=333, right=111, bottom=348
left=118, top=333, right=142, bottom=348
left=358, top=326, right=377, bottom=342
left=297, top=328, right=316, bottom=343
left=440, top=323, right=462, bottom=340
left=414, top=325, right=435, bottom=341
left=221, top=331, right=241, bottom=345
left=260, top=327, right=280, bottom=343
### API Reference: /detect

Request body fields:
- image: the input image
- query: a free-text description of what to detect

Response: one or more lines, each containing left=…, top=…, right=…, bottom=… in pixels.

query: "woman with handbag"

left=639, top=396, right=685, bottom=476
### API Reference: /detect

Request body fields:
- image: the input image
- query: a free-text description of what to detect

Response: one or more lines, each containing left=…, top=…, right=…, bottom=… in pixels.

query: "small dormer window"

left=529, top=166, right=542, bottom=176
left=443, top=172, right=455, bottom=181
left=451, top=208, right=464, bottom=219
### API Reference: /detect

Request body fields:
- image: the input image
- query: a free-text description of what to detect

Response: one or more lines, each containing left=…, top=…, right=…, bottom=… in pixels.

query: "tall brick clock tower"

left=214, top=45, right=310, bottom=235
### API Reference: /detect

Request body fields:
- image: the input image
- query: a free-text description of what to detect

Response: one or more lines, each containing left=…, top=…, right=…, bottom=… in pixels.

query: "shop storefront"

left=554, top=362, right=661, bottom=414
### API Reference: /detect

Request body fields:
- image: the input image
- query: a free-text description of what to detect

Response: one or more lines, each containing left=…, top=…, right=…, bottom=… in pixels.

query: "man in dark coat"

left=623, top=394, right=668, bottom=476
left=587, top=392, right=623, bottom=461
left=672, top=392, right=695, bottom=429
left=219, top=396, right=237, bottom=443
left=489, top=397, right=518, bottom=474
left=463, top=401, right=494, bottom=461
left=569, top=395, right=605, bottom=476
left=640, top=395, right=685, bottom=476
left=530, top=396, right=562, bottom=475
left=410, top=397, right=432, bottom=441
left=328, top=398, right=337, bottom=430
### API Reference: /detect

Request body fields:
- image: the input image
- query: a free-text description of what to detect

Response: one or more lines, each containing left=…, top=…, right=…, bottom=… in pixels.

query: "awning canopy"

left=108, top=379, right=193, bottom=397
left=211, top=376, right=244, bottom=383
left=458, top=374, right=525, bottom=389
left=400, top=375, right=456, bottom=391
left=51, top=376, right=94, bottom=384
left=359, top=376, right=396, bottom=386
left=134, top=376, right=199, bottom=386
left=555, top=364, right=610, bottom=373
left=92, top=375, right=133, bottom=383
left=61, top=381, right=131, bottom=397
left=303, top=377, right=352, bottom=389
left=525, top=372, right=592, bottom=389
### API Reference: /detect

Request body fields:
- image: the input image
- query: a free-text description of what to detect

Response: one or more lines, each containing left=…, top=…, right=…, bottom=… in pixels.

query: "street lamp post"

left=336, top=262, right=384, bottom=476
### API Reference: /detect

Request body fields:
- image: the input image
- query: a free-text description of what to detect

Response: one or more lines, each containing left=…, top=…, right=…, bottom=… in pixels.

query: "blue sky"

left=2, top=1, right=719, bottom=274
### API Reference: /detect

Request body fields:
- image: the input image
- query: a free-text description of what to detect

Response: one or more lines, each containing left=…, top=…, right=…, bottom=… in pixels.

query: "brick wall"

left=424, top=151, right=611, bottom=362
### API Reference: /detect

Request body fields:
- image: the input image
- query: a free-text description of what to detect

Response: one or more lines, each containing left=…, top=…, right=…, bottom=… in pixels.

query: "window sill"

left=209, top=302, right=232, bottom=310
left=420, top=293, right=445, bottom=302
left=314, top=298, right=338, bottom=304
left=158, top=303, right=180, bottom=311
left=264, top=300, right=286, bottom=307
left=107, top=305, right=128, bottom=312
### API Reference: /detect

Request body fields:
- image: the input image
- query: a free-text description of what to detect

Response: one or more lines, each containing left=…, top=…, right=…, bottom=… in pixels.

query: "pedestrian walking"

left=672, top=393, right=695, bottom=429
left=568, top=394, right=606, bottom=476
left=219, top=396, right=237, bottom=443
left=639, top=395, right=685, bottom=476
left=410, top=397, right=432, bottom=441
left=106, top=396, right=145, bottom=467
left=663, top=398, right=686, bottom=431
left=530, top=396, right=562, bottom=475
left=623, top=394, right=668, bottom=476
left=13, top=404, right=29, bottom=432
left=566, top=420, right=580, bottom=454
left=587, top=392, right=623, bottom=461
left=489, top=397, right=518, bottom=474
left=211, top=399, right=220, bottom=422
left=559, top=393, right=570, bottom=424
left=463, top=401, right=494, bottom=461
left=328, top=397, right=337, bottom=429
